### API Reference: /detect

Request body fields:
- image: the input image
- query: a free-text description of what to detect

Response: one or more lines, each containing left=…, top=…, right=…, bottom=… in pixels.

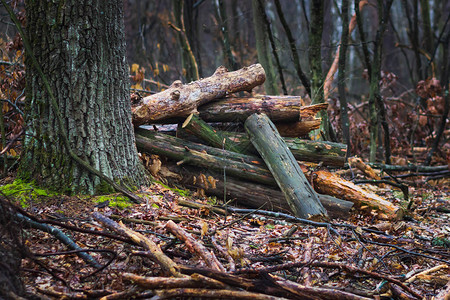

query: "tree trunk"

left=20, top=0, right=145, bottom=194
left=274, top=0, right=311, bottom=97
left=252, top=0, right=279, bottom=95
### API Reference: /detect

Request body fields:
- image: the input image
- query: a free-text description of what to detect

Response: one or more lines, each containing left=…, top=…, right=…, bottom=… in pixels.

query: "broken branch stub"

left=132, top=64, right=266, bottom=126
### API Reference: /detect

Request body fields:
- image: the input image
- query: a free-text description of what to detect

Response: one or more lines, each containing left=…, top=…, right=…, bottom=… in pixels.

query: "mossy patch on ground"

left=0, top=179, right=58, bottom=207
left=92, top=194, right=133, bottom=209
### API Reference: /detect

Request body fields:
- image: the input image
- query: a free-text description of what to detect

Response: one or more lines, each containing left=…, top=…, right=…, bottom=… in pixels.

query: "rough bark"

left=20, top=0, right=145, bottom=193
left=245, top=113, right=327, bottom=219
left=132, top=64, right=266, bottom=125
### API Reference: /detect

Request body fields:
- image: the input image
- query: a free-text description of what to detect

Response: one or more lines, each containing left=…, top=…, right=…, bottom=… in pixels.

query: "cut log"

left=180, top=113, right=248, bottom=154
left=135, top=130, right=400, bottom=219
left=197, top=97, right=327, bottom=122
left=155, top=100, right=327, bottom=125
left=275, top=119, right=321, bottom=137
left=311, top=168, right=404, bottom=220
left=135, top=132, right=275, bottom=186
left=224, top=132, right=347, bottom=167
left=135, top=129, right=264, bottom=166
left=132, top=64, right=266, bottom=125
left=164, top=163, right=353, bottom=219
left=245, top=113, right=327, bottom=219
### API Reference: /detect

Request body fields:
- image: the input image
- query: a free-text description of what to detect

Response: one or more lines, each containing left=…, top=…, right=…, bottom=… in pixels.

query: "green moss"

left=432, top=237, right=450, bottom=248
left=156, top=181, right=191, bottom=197
left=93, top=194, right=133, bottom=209
left=0, top=179, right=57, bottom=207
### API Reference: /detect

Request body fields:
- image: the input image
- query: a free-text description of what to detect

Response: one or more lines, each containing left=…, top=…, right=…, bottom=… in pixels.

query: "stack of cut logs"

left=132, top=64, right=402, bottom=220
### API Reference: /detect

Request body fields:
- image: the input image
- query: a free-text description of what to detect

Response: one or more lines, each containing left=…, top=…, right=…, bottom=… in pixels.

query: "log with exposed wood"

left=132, top=64, right=266, bottom=126
left=197, top=97, right=327, bottom=123
left=152, top=98, right=327, bottom=127
left=310, top=168, right=404, bottom=220
left=245, top=113, right=327, bottom=219
left=163, top=163, right=353, bottom=219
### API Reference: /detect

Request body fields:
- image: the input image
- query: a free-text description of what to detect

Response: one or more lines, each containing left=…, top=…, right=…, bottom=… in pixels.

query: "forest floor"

left=1, top=169, right=449, bottom=299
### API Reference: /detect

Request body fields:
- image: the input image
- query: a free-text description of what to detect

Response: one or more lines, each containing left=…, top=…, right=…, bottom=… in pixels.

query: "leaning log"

left=245, top=113, right=327, bottom=219
left=180, top=113, right=248, bottom=154
left=132, top=64, right=266, bottom=125
left=164, top=163, right=353, bottom=219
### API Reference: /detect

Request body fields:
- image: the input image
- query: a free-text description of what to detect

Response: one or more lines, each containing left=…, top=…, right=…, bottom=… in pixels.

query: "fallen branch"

left=165, top=220, right=225, bottom=272
left=234, top=261, right=422, bottom=299
left=92, top=212, right=183, bottom=277
left=154, top=288, right=287, bottom=300
left=122, top=272, right=227, bottom=289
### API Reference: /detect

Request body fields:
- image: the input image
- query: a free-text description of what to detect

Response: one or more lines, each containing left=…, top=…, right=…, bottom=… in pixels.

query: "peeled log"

left=311, top=169, right=404, bottom=220
left=132, top=64, right=266, bottom=125
left=275, top=119, right=321, bottom=137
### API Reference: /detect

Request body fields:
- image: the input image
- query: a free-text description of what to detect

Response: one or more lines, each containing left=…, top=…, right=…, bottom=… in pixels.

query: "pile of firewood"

left=132, top=64, right=402, bottom=220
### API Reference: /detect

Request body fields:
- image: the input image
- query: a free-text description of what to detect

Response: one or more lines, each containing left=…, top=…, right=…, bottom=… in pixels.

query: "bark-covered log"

left=132, top=64, right=266, bottom=125
left=180, top=114, right=248, bottom=154
left=197, top=97, right=327, bottom=122
left=135, top=129, right=266, bottom=167
left=135, top=132, right=274, bottom=186
left=164, top=163, right=353, bottom=219
left=225, top=132, right=347, bottom=167
left=245, top=113, right=327, bottom=219
left=136, top=131, right=398, bottom=219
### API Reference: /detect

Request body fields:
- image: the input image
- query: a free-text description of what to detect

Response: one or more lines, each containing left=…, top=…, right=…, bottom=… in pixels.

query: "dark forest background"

left=1, top=0, right=449, bottom=163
